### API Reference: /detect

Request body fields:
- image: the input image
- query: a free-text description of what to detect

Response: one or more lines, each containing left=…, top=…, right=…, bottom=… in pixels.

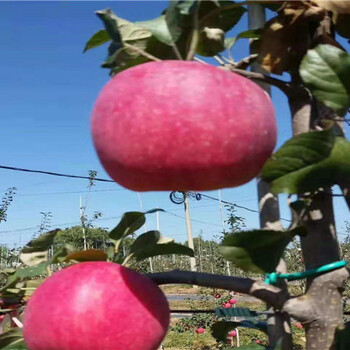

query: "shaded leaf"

left=212, top=320, right=267, bottom=343
left=0, top=329, right=24, bottom=349
left=219, top=227, right=304, bottom=273
left=64, top=249, right=108, bottom=263
left=300, top=44, right=350, bottom=116
left=165, top=0, right=195, bottom=43
left=129, top=230, right=173, bottom=254
left=262, top=131, right=350, bottom=194
left=83, top=29, right=111, bottom=52
left=212, top=321, right=240, bottom=342
left=129, top=230, right=194, bottom=262
left=109, top=209, right=164, bottom=251
left=199, top=1, right=246, bottom=32
left=20, top=229, right=59, bottom=266
left=95, top=9, right=124, bottom=44
left=196, top=27, right=225, bottom=56
left=215, top=307, right=268, bottom=319
left=136, top=16, right=175, bottom=46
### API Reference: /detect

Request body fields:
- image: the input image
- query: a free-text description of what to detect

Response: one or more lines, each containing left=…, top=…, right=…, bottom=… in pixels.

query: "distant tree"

left=54, top=226, right=110, bottom=251
left=0, top=187, right=16, bottom=224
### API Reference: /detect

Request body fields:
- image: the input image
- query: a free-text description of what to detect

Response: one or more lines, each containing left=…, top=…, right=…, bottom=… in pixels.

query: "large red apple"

left=23, top=262, right=170, bottom=350
left=91, top=60, right=276, bottom=191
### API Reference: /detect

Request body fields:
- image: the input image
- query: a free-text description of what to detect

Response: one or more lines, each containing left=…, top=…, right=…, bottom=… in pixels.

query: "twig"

left=193, top=57, right=209, bottom=64
left=222, top=65, right=291, bottom=94
left=234, top=54, right=258, bottom=70
left=124, top=43, right=161, bottom=62
left=171, top=43, right=184, bottom=60
left=186, top=0, right=201, bottom=60
left=147, top=270, right=288, bottom=309
left=219, top=55, right=235, bottom=65
left=213, top=55, right=225, bottom=66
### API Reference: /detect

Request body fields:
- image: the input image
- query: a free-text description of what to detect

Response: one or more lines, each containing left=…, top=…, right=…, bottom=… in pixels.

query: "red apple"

left=91, top=60, right=276, bottom=191
left=23, top=262, right=170, bottom=350
left=228, top=330, right=237, bottom=338
left=229, top=298, right=237, bottom=305
left=214, top=293, right=221, bottom=299
left=195, top=327, right=206, bottom=334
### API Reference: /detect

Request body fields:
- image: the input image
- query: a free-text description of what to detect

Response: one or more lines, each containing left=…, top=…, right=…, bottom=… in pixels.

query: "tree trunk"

left=288, top=86, right=349, bottom=350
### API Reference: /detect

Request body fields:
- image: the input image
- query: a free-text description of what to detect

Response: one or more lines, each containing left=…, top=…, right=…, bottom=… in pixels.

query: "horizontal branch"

left=147, top=269, right=288, bottom=310
left=221, top=65, right=290, bottom=94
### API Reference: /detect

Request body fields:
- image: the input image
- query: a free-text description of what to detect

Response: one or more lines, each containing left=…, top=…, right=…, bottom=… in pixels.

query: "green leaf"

left=136, top=16, right=175, bottom=46
left=96, top=9, right=151, bottom=72
left=64, top=249, right=107, bottom=263
left=1, top=262, right=48, bottom=292
left=219, top=227, right=304, bottom=273
left=262, top=131, right=350, bottom=194
left=165, top=0, right=192, bottom=44
left=95, top=9, right=123, bottom=45
left=83, top=29, right=111, bottom=52
left=0, top=329, right=24, bottom=349
left=300, top=44, right=350, bottom=116
left=199, top=1, right=246, bottom=32
left=262, top=130, right=335, bottom=182
left=51, top=244, right=75, bottom=263
left=136, top=1, right=196, bottom=47
left=20, top=229, right=60, bottom=266
left=128, top=230, right=194, bottom=262
left=109, top=212, right=146, bottom=243
left=225, top=28, right=262, bottom=49
left=109, top=209, right=163, bottom=250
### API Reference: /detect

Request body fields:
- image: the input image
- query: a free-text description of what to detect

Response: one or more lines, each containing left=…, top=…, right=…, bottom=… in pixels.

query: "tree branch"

left=339, top=182, right=350, bottom=211
left=124, top=43, right=161, bottom=62
left=221, top=65, right=291, bottom=94
left=147, top=269, right=288, bottom=309
left=234, top=54, right=258, bottom=70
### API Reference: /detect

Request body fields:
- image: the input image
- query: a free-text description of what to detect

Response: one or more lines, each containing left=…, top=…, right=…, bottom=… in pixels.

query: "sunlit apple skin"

left=91, top=61, right=277, bottom=191
left=23, top=262, right=170, bottom=350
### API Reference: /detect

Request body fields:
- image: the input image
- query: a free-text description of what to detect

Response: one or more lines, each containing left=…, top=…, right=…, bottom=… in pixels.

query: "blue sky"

left=0, top=1, right=349, bottom=247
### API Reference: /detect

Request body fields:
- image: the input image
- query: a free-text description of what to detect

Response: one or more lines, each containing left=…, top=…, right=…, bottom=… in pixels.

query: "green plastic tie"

left=264, top=260, right=347, bottom=285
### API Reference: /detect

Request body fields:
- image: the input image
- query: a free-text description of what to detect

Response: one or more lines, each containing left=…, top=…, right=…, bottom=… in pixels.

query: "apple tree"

left=84, top=1, right=350, bottom=349
left=1, top=1, right=350, bottom=350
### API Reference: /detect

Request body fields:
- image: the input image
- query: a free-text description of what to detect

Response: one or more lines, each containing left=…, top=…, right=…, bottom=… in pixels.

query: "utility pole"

left=184, top=192, right=197, bottom=272
left=219, top=190, right=231, bottom=275
left=80, top=196, right=87, bottom=251
left=248, top=5, right=291, bottom=350
left=137, top=193, right=153, bottom=273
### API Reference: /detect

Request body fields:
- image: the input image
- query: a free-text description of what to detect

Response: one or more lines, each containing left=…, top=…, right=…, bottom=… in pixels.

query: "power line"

left=18, top=188, right=126, bottom=197
left=0, top=165, right=114, bottom=183
left=197, top=193, right=292, bottom=223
